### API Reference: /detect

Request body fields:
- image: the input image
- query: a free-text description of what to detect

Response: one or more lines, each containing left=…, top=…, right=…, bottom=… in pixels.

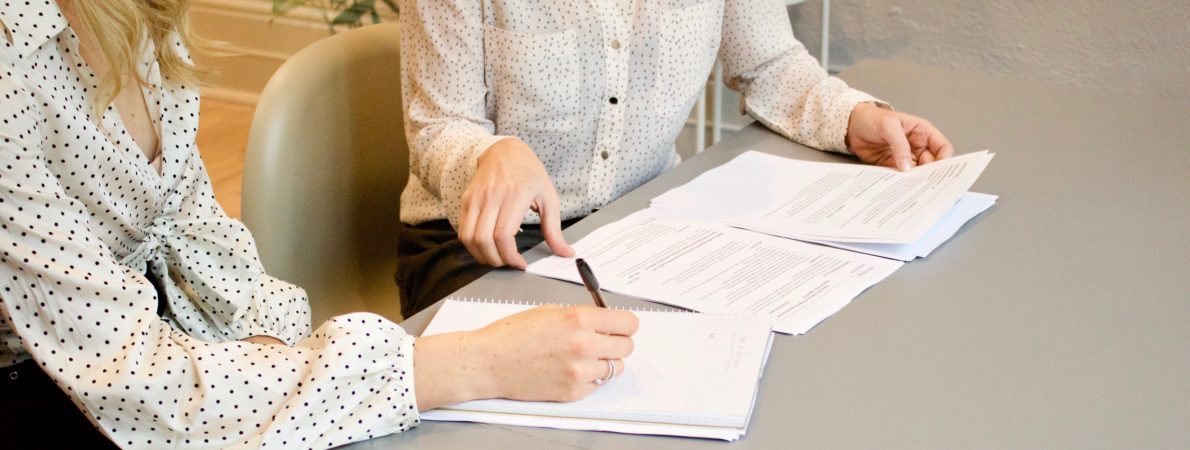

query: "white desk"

left=349, top=60, right=1190, bottom=449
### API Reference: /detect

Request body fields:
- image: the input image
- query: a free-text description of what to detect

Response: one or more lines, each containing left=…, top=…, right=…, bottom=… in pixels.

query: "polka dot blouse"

left=397, top=0, right=884, bottom=228
left=0, top=2, right=418, bottom=448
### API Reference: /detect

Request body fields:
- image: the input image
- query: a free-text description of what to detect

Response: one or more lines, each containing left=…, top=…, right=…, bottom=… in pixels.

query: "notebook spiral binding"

left=444, top=297, right=690, bottom=314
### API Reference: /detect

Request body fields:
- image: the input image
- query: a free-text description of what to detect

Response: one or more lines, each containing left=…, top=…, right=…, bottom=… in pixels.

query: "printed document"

left=650, top=150, right=994, bottom=244
left=801, top=192, right=998, bottom=261
left=526, top=208, right=903, bottom=334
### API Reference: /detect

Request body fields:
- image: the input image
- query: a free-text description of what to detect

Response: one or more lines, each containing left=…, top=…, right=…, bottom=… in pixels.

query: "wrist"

left=413, top=331, right=500, bottom=410
left=459, top=330, right=502, bottom=400
left=477, top=137, right=525, bottom=167
left=845, top=102, right=879, bottom=151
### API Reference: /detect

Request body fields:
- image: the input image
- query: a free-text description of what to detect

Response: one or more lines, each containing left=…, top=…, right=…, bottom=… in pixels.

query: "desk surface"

left=352, top=60, right=1190, bottom=449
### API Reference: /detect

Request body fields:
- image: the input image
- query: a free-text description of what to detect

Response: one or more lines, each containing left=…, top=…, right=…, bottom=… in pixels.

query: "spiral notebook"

left=419, top=298, right=774, bottom=440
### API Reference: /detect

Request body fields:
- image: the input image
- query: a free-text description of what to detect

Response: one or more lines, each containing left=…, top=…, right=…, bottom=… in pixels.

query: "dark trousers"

left=395, top=218, right=582, bottom=318
left=0, top=270, right=168, bottom=449
left=0, top=360, right=121, bottom=449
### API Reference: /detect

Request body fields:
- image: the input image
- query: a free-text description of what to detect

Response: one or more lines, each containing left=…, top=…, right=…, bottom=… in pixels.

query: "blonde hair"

left=73, top=0, right=211, bottom=109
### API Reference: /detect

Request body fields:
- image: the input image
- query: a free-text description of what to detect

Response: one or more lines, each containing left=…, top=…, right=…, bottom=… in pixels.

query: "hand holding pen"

left=575, top=258, right=608, bottom=308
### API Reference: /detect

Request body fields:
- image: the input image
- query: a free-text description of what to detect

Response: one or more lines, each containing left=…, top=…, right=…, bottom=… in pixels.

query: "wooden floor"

left=196, top=99, right=254, bottom=218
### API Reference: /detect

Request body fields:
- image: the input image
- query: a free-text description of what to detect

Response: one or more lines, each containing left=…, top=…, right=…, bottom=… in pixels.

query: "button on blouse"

left=397, top=0, right=884, bottom=228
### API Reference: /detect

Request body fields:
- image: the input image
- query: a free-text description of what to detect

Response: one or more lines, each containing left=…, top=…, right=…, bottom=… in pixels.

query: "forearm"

left=399, top=0, right=508, bottom=226
left=412, top=331, right=497, bottom=410
left=412, top=305, right=640, bottom=410
left=720, top=0, right=881, bottom=153
left=738, top=51, right=881, bottom=153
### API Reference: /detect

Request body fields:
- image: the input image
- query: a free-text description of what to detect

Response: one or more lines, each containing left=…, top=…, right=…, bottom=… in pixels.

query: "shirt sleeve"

left=398, top=0, right=508, bottom=228
left=719, top=0, right=886, bottom=154
left=159, top=142, right=314, bottom=346
left=0, top=51, right=419, bottom=449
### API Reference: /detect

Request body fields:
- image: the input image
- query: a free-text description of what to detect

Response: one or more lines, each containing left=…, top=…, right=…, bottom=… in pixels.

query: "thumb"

left=536, top=191, right=574, bottom=258
left=879, top=115, right=914, bottom=172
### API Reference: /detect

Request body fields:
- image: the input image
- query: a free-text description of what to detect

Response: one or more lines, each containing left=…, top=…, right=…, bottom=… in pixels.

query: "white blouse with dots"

left=0, top=2, right=418, bottom=448
left=398, top=0, right=884, bottom=227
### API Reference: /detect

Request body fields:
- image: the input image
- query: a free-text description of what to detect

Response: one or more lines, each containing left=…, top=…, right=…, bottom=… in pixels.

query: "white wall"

left=678, top=1, right=1190, bottom=158
left=790, top=0, right=1190, bottom=102
left=191, top=1, right=1189, bottom=151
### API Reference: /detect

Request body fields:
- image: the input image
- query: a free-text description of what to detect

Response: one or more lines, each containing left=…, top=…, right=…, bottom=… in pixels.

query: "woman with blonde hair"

left=0, top=1, right=637, bottom=448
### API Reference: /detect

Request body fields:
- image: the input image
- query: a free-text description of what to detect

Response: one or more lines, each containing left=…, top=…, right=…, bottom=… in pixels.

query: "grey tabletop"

left=351, top=60, right=1190, bottom=449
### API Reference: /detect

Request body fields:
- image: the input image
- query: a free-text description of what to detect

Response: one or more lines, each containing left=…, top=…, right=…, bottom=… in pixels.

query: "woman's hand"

left=459, top=138, right=575, bottom=269
left=846, top=103, right=954, bottom=172
left=413, top=305, right=639, bottom=410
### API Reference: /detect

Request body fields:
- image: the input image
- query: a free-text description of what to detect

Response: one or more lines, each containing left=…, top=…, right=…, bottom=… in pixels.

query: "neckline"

left=61, top=26, right=167, bottom=181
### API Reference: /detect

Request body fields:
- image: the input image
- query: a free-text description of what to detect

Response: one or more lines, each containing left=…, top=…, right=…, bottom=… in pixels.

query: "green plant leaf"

left=331, top=1, right=372, bottom=26
left=272, top=0, right=309, bottom=15
left=379, top=0, right=398, bottom=14
left=272, top=0, right=394, bottom=32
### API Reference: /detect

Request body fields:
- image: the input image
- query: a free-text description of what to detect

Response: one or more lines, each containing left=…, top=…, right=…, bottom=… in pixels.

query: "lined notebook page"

left=421, top=299, right=773, bottom=430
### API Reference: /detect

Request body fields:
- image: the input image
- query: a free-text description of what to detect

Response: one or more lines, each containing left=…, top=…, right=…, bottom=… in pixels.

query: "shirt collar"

left=0, top=1, right=69, bottom=58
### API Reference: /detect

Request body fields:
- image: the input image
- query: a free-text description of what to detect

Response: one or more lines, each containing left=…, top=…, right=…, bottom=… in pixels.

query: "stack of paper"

left=528, top=150, right=995, bottom=334
left=527, top=208, right=903, bottom=334
left=649, top=150, right=997, bottom=259
left=420, top=299, right=774, bottom=440
left=794, top=192, right=998, bottom=261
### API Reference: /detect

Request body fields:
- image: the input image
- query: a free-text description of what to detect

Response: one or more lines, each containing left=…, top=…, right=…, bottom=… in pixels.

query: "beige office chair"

left=242, top=23, right=406, bottom=324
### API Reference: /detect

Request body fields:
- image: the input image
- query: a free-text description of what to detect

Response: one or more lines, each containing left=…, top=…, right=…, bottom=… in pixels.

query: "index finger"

left=536, top=189, right=574, bottom=258
left=880, top=116, right=914, bottom=171
left=576, top=306, right=640, bottom=336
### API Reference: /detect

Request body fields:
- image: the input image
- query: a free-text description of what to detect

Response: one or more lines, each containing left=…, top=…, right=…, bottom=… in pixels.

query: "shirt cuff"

left=229, top=277, right=312, bottom=346
left=392, top=335, right=421, bottom=426
left=442, top=134, right=514, bottom=228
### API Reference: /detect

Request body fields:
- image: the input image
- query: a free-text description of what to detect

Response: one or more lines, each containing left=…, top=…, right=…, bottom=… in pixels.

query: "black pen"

left=575, top=258, right=608, bottom=308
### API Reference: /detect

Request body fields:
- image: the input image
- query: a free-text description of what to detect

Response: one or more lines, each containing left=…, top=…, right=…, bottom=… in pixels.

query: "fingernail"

left=898, top=159, right=912, bottom=172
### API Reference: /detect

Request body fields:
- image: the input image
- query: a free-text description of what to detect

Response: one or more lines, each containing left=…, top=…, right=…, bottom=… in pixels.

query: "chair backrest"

left=242, top=23, right=406, bottom=324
